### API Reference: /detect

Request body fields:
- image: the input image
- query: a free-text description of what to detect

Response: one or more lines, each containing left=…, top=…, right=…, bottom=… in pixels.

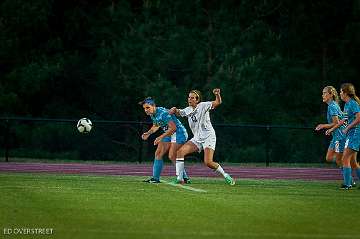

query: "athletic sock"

left=215, top=164, right=226, bottom=177
left=343, top=167, right=352, bottom=186
left=176, top=158, right=185, bottom=181
left=183, top=169, right=189, bottom=179
left=152, top=158, right=163, bottom=181
left=356, top=168, right=360, bottom=181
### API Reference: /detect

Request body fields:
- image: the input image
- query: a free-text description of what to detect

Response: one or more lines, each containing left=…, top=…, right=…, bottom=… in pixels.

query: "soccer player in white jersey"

left=169, top=88, right=235, bottom=185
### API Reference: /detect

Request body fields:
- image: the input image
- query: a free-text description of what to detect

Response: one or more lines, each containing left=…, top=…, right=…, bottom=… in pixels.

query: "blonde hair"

left=341, top=83, right=360, bottom=105
left=324, top=86, right=339, bottom=104
left=190, top=90, right=202, bottom=102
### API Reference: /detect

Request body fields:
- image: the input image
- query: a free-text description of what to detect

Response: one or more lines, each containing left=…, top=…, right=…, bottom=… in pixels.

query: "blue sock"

left=152, top=159, right=163, bottom=181
left=356, top=168, right=360, bottom=181
left=343, top=167, right=352, bottom=186
left=183, top=169, right=189, bottom=179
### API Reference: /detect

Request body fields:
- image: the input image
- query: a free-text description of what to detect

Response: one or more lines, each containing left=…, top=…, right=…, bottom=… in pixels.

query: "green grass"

left=0, top=173, right=359, bottom=239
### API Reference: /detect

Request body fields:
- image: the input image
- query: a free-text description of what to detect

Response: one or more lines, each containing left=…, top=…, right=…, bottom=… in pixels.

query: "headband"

left=143, top=98, right=155, bottom=105
left=191, top=90, right=200, bottom=99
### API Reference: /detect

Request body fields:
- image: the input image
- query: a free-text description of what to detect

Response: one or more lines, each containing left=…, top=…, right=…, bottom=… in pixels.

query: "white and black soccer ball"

left=77, top=118, right=92, bottom=133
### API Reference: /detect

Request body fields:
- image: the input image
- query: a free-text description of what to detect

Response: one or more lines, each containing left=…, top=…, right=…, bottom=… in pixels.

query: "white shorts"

left=190, top=135, right=216, bottom=152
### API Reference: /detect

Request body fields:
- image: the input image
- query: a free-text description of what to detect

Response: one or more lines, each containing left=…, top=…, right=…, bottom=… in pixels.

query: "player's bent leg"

left=204, top=148, right=235, bottom=186
left=326, top=149, right=338, bottom=165
left=340, top=149, right=354, bottom=189
left=335, top=153, right=343, bottom=168
left=350, top=153, right=360, bottom=187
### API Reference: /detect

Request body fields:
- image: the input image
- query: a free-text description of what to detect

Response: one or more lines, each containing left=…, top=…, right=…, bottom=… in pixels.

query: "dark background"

left=0, top=0, right=359, bottom=163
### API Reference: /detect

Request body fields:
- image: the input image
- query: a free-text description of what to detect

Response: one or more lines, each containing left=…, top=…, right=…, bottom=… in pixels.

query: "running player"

left=169, top=88, right=235, bottom=185
left=326, top=83, right=360, bottom=189
left=139, top=97, right=190, bottom=183
left=315, top=86, right=345, bottom=167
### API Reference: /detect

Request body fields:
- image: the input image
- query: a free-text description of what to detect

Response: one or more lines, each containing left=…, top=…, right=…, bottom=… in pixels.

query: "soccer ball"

left=77, top=118, right=92, bottom=133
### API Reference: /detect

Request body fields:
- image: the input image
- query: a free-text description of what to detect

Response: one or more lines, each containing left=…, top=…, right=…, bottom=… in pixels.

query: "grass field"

left=0, top=173, right=359, bottom=239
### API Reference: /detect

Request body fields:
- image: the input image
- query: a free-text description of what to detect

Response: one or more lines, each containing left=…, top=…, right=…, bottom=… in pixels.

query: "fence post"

left=4, top=119, right=10, bottom=162
left=137, top=122, right=144, bottom=164
left=265, top=125, right=270, bottom=167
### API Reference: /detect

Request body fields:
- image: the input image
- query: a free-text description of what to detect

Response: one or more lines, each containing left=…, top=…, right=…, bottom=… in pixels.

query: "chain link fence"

left=0, top=117, right=328, bottom=166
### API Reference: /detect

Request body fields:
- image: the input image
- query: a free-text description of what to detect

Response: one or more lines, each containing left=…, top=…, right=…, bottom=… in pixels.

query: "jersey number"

left=191, top=115, right=197, bottom=122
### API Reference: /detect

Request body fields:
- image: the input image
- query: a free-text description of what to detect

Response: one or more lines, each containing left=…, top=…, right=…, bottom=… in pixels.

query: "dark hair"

left=341, top=83, right=360, bottom=105
left=138, top=97, right=156, bottom=106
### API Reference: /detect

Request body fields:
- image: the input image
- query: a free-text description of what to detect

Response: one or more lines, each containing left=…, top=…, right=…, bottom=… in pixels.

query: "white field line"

left=161, top=180, right=207, bottom=193
left=55, top=228, right=357, bottom=238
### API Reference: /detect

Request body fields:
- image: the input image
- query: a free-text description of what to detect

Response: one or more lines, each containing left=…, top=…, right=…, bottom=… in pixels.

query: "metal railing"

left=0, top=117, right=323, bottom=166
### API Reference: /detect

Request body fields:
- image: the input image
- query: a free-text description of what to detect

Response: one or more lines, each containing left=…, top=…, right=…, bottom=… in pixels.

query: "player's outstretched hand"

left=213, top=88, right=221, bottom=95
left=169, top=107, right=177, bottom=114
left=141, top=133, right=150, bottom=140
left=315, top=124, right=324, bottom=131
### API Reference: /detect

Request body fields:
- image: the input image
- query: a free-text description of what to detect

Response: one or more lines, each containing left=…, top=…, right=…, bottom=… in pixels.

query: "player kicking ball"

left=169, top=88, right=235, bottom=185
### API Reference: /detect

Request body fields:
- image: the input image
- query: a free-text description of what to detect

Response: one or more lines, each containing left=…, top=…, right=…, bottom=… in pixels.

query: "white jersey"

left=179, top=101, right=215, bottom=141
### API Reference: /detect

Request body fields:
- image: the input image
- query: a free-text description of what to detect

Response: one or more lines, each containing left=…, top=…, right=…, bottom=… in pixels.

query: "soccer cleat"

left=184, top=178, right=191, bottom=184
left=224, top=173, right=235, bottom=186
left=171, top=178, right=185, bottom=184
left=352, top=180, right=356, bottom=187
left=340, top=184, right=352, bottom=190
left=143, top=177, right=160, bottom=183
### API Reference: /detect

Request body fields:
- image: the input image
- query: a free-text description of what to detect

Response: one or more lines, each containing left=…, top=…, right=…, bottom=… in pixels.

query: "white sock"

left=215, top=164, right=226, bottom=177
left=176, top=158, right=184, bottom=180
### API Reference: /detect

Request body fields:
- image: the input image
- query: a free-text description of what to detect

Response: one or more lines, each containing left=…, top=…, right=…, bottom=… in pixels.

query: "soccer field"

left=0, top=173, right=359, bottom=239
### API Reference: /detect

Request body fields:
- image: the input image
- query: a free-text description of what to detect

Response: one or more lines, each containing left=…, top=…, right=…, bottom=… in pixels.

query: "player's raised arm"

left=211, top=88, right=222, bottom=109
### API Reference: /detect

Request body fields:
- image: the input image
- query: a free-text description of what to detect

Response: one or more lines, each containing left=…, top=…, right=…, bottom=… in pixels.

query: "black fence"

left=0, top=117, right=328, bottom=166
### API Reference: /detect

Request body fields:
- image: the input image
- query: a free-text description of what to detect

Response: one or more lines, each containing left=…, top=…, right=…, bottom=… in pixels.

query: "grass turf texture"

left=0, top=173, right=359, bottom=239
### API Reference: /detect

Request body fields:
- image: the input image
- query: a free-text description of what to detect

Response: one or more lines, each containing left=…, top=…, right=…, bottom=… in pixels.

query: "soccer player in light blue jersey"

left=327, top=83, right=360, bottom=189
left=315, top=86, right=345, bottom=167
left=139, top=97, right=190, bottom=183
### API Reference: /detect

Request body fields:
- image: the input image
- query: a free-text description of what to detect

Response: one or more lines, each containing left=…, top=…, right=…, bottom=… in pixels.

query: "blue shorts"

left=344, top=128, right=360, bottom=152
left=161, top=132, right=188, bottom=144
left=328, top=137, right=345, bottom=153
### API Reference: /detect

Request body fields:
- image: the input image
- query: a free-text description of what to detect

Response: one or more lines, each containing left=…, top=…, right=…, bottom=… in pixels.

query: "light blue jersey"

left=327, top=101, right=345, bottom=141
left=327, top=100, right=345, bottom=152
left=343, top=98, right=360, bottom=151
left=150, top=107, right=188, bottom=144
left=343, top=99, right=360, bottom=130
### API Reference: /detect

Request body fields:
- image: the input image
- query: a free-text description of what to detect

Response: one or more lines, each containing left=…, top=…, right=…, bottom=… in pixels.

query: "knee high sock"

left=343, top=167, right=352, bottom=186
left=176, top=158, right=184, bottom=181
left=153, top=158, right=163, bottom=181
left=215, top=164, right=226, bottom=177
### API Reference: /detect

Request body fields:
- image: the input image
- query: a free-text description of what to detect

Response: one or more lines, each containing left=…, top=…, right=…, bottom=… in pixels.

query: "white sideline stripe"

left=58, top=228, right=356, bottom=238
left=161, top=180, right=207, bottom=193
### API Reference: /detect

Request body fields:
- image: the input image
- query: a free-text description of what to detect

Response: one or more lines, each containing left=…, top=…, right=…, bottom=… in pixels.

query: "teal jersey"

left=343, top=98, right=360, bottom=131
left=327, top=100, right=345, bottom=140
left=150, top=107, right=187, bottom=136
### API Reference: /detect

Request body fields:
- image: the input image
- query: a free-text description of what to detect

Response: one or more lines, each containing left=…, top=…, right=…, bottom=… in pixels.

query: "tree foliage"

left=0, top=0, right=359, bottom=162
